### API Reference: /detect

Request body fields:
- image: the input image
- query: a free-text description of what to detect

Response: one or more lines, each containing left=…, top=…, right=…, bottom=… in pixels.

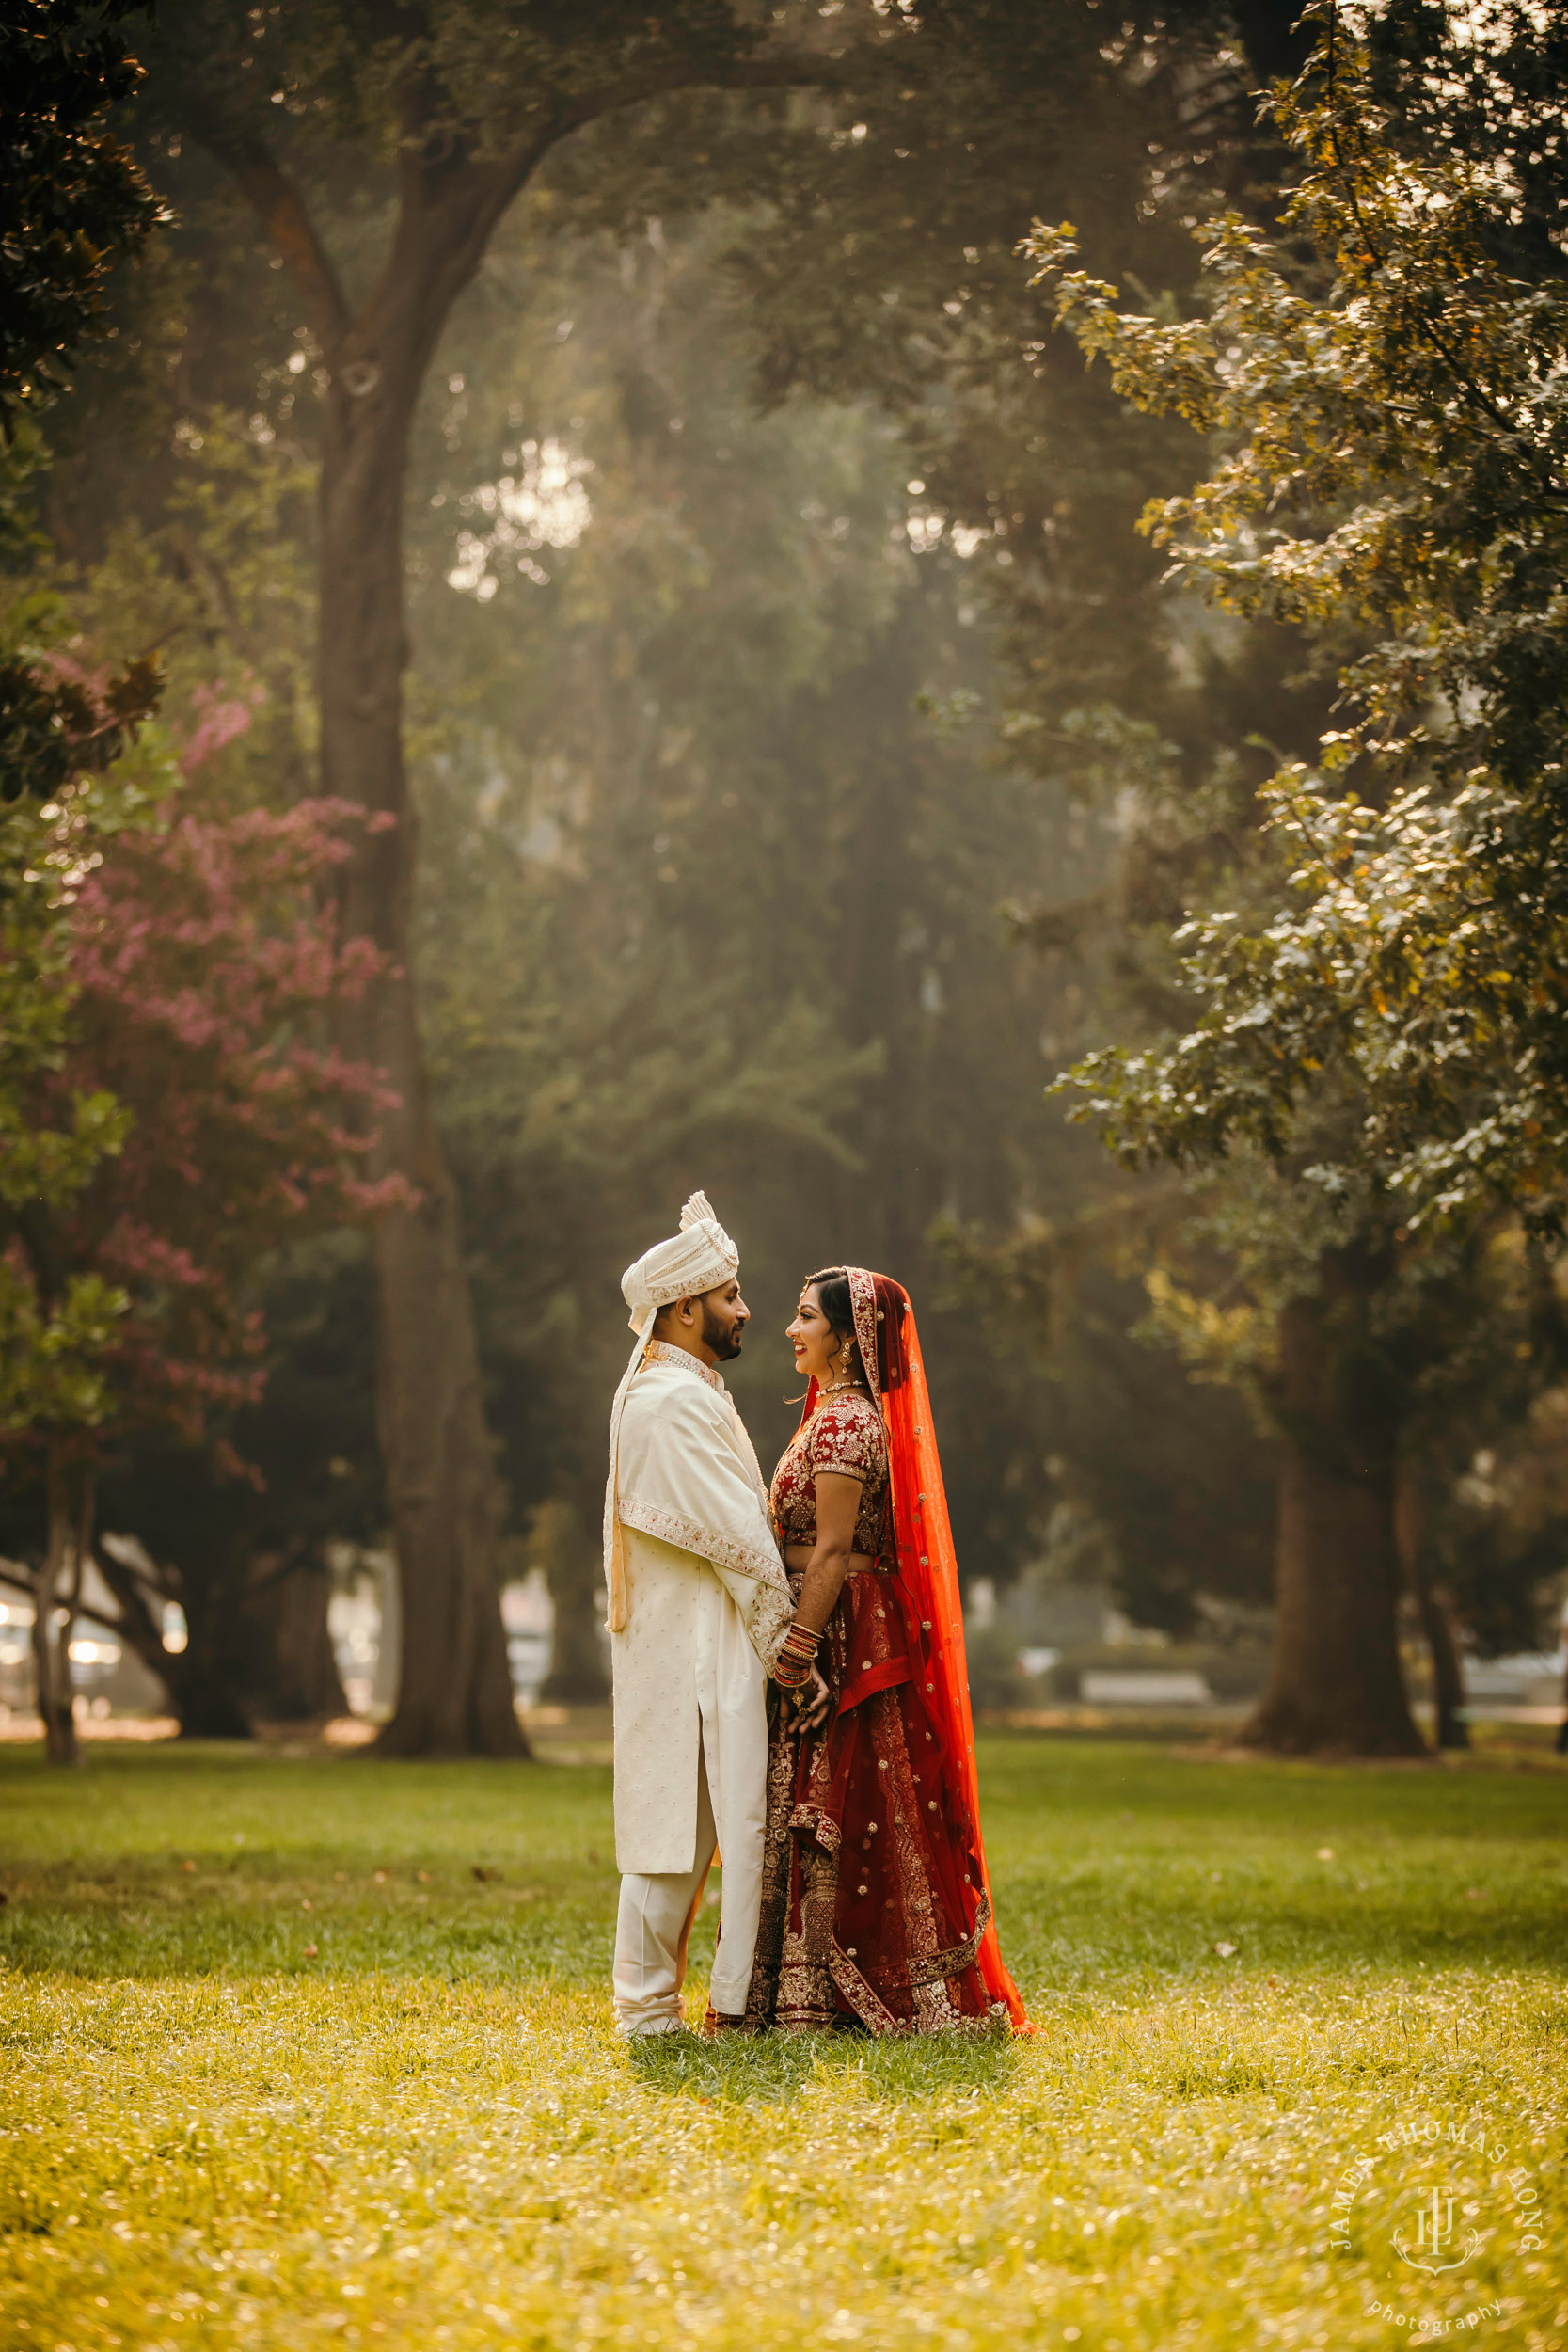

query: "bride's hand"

left=793, top=1666, right=831, bottom=1732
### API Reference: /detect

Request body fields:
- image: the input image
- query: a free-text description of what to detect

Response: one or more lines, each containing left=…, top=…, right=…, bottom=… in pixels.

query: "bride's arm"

left=790, top=1470, right=863, bottom=1637
left=782, top=1469, right=863, bottom=1730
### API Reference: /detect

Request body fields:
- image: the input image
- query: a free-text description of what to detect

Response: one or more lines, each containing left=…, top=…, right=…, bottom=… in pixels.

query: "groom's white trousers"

left=611, top=1563, right=768, bottom=2033
left=613, top=1738, right=719, bottom=2032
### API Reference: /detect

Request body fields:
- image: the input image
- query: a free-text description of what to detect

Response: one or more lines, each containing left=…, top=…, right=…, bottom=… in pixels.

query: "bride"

left=742, top=1265, right=1026, bottom=2033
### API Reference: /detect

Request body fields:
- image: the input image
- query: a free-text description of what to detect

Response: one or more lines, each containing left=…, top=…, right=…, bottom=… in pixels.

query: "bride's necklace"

left=819, top=1376, right=866, bottom=1397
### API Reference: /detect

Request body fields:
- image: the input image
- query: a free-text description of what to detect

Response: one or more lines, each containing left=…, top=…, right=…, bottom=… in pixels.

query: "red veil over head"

left=810, top=1266, right=1026, bottom=2029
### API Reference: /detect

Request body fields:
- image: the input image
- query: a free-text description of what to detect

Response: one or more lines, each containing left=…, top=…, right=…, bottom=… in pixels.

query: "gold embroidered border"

left=641, top=1338, right=726, bottom=1391
left=900, top=1889, right=992, bottom=1988
left=828, top=1943, right=902, bottom=2036
left=788, top=1800, right=843, bottom=1857
left=751, top=1581, right=795, bottom=1669
left=617, top=1496, right=788, bottom=1592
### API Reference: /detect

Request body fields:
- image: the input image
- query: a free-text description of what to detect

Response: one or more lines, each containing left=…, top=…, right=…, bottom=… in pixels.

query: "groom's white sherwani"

left=611, top=1343, right=792, bottom=1875
left=608, top=1338, right=790, bottom=2026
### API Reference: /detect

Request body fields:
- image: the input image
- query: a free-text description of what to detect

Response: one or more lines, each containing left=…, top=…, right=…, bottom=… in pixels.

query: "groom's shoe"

left=701, top=2005, right=754, bottom=2035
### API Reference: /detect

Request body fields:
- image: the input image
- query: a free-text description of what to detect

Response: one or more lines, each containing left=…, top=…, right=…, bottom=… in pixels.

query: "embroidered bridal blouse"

left=770, top=1390, right=891, bottom=1560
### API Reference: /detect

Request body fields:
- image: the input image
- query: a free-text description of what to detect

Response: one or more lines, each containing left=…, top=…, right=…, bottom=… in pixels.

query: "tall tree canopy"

left=1034, top=0, right=1568, bottom=1230
left=1016, top=0, right=1568, bottom=1752
left=103, top=0, right=1269, bottom=1751
left=0, top=0, right=162, bottom=423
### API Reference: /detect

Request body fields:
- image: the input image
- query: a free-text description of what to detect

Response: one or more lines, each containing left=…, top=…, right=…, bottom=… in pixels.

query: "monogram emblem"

left=1392, top=2185, right=1480, bottom=2274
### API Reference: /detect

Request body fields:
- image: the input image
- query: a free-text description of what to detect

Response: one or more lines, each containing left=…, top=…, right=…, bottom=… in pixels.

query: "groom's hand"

left=794, top=1665, right=831, bottom=1732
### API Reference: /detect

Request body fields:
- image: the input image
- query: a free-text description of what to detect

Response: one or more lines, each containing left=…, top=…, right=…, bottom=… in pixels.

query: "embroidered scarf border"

left=617, top=1495, right=790, bottom=1597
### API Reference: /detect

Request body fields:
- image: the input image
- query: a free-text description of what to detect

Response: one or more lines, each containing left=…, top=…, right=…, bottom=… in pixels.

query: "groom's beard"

left=702, top=1301, right=744, bottom=1360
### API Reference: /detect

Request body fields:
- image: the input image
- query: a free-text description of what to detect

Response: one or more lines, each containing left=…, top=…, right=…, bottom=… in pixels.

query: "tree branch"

left=0, top=1559, right=131, bottom=1645
left=198, top=128, right=353, bottom=356
left=94, top=1547, right=179, bottom=1690
left=488, top=50, right=840, bottom=216
left=1321, top=6, right=1568, bottom=505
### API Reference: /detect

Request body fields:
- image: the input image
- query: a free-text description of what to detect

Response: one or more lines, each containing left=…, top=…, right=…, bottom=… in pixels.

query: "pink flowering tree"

left=0, top=691, right=402, bottom=1757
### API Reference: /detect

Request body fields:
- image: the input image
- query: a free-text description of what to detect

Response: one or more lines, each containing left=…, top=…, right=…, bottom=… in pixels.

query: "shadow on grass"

left=626, top=2018, right=1022, bottom=2107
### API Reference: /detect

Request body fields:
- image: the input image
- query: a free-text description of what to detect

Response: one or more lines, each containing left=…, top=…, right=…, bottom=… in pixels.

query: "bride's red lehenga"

left=743, top=1267, right=1027, bottom=2034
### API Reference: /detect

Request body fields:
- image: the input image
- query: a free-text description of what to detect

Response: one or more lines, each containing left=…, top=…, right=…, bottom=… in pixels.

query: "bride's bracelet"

left=771, top=1621, right=821, bottom=1688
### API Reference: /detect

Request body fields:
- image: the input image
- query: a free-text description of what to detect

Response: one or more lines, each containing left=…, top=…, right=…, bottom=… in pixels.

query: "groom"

left=603, top=1191, right=792, bottom=2033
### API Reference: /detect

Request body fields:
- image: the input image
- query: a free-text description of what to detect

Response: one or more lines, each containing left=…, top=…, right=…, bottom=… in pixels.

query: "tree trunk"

left=187, top=0, right=833, bottom=1766
left=536, top=1502, right=610, bottom=1705
left=314, top=196, right=526, bottom=1758
left=32, top=1441, right=82, bottom=1765
left=1244, top=1260, right=1427, bottom=1756
left=163, top=1559, right=254, bottom=1738
left=94, top=1536, right=253, bottom=1739
left=240, top=1551, right=350, bottom=1721
left=1393, top=1457, right=1470, bottom=1750
left=32, top=1443, right=95, bottom=1765
left=172, top=1667, right=254, bottom=1739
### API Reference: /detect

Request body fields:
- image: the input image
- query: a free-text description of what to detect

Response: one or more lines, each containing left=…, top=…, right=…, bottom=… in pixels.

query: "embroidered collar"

left=642, top=1338, right=726, bottom=1393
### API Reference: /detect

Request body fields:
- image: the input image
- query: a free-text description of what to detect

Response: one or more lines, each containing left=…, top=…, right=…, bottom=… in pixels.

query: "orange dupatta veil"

left=838, top=1266, right=1027, bottom=2029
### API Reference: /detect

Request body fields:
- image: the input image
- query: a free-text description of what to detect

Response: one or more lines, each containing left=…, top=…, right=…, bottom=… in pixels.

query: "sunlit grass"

left=1, top=1736, right=1564, bottom=2350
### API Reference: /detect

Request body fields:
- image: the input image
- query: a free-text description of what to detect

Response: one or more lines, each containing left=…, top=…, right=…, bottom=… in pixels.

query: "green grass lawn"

left=1, top=1733, right=1564, bottom=2352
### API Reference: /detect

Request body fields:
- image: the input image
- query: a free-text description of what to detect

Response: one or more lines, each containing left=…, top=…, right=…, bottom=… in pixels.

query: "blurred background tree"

left=1021, top=0, right=1568, bottom=1751
left=106, top=0, right=1303, bottom=1752
left=7, top=0, right=1563, bottom=1762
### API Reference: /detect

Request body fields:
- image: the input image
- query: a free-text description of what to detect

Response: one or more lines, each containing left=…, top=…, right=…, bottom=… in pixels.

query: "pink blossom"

left=9, top=760, right=404, bottom=1465
left=179, top=683, right=259, bottom=776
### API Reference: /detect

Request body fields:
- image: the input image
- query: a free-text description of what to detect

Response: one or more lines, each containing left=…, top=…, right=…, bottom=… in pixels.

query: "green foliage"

left=10, top=0, right=1307, bottom=1659
left=0, top=0, right=169, bottom=1445
left=1, top=1737, right=1566, bottom=2347
left=0, top=634, right=161, bottom=804
left=1030, top=4, right=1568, bottom=1230
left=0, top=704, right=175, bottom=1442
left=0, top=0, right=163, bottom=424
left=0, top=232, right=338, bottom=1550
left=404, top=202, right=1084, bottom=1577
left=0, top=1261, right=126, bottom=1430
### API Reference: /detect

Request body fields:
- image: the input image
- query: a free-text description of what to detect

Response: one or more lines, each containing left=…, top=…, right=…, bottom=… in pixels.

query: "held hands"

left=792, top=1664, right=831, bottom=1733
left=772, top=1617, right=830, bottom=1729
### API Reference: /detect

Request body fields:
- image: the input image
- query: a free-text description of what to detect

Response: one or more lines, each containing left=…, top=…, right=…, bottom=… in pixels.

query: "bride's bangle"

left=772, top=1623, right=820, bottom=1689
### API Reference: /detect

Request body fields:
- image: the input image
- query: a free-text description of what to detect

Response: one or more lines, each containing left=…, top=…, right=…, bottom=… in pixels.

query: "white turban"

left=604, top=1190, right=739, bottom=1631
left=620, top=1190, right=739, bottom=1334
